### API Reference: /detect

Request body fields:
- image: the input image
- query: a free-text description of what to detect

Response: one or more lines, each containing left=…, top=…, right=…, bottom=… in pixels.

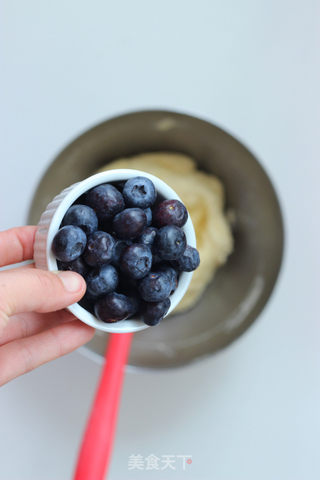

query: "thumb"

left=0, top=267, right=86, bottom=321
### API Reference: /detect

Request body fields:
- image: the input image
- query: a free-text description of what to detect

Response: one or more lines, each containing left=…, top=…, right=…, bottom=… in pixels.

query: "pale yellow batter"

left=97, top=152, right=233, bottom=312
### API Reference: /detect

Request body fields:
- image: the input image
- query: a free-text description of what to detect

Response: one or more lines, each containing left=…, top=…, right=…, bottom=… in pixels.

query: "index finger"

left=0, top=226, right=37, bottom=267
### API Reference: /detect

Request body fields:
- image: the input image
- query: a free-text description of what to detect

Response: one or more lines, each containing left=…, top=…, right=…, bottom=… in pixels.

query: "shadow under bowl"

left=28, top=110, right=284, bottom=369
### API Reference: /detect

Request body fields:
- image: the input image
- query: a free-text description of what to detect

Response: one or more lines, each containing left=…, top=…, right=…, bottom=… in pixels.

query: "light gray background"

left=0, top=1, right=319, bottom=479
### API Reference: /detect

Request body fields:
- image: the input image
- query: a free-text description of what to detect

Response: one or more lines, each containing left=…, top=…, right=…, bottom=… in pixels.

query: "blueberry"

left=123, top=176, right=156, bottom=208
left=126, top=293, right=140, bottom=318
left=172, top=245, right=200, bottom=272
left=78, top=292, right=95, bottom=314
left=138, top=227, right=158, bottom=247
left=120, top=244, right=152, bottom=279
left=156, top=264, right=178, bottom=294
left=57, top=257, right=88, bottom=277
left=61, top=204, right=98, bottom=235
left=144, top=208, right=152, bottom=226
left=94, top=292, right=138, bottom=323
left=153, top=199, right=188, bottom=227
left=111, top=239, right=132, bottom=266
left=142, top=298, right=171, bottom=326
left=52, top=225, right=87, bottom=262
left=138, top=271, right=172, bottom=302
left=85, top=184, right=125, bottom=221
left=83, top=231, right=115, bottom=266
left=112, top=208, right=147, bottom=239
left=154, top=225, right=186, bottom=261
left=86, top=264, right=119, bottom=297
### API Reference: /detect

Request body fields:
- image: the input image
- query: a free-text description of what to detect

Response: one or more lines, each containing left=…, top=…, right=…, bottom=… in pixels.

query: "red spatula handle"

left=74, top=332, right=133, bottom=480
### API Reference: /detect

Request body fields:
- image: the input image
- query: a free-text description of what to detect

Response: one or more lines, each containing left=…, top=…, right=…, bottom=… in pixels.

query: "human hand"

left=0, top=226, right=94, bottom=386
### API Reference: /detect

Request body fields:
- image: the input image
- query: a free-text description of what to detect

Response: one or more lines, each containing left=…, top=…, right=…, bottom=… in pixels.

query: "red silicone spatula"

left=73, top=332, right=133, bottom=480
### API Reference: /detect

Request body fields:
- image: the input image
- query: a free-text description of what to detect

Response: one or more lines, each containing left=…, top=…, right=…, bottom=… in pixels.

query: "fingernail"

left=56, top=271, right=83, bottom=292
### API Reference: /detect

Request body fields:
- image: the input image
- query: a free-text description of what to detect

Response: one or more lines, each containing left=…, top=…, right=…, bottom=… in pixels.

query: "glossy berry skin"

left=138, top=271, right=172, bottom=302
left=85, top=184, right=125, bottom=221
left=138, top=227, right=157, bottom=247
left=154, top=225, right=186, bottom=261
left=144, top=208, right=152, bottom=226
left=52, top=225, right=87, bottom=262
left=156, top=264, right=178, bottom=294
left=111, top=239, right=132, bottom=266
left=142, top=298, right=171, bottom=326
left=94, top=292, right=138, bottom=323
left=86, top=264, right=119, bottom=297
left=112, top=208, right=147, bottom=240
left=57, top=257, right=88, bottom=277
left=83, top=231, right=115, bottom=266
left=62, top=204, right=98, bottom=235
left=153, top=199, right=188, bottom=227
left=172, top=245, right=200, bottom=272
left=120, top=244, right=152, bottom=280
left=123, top=176, right=156, bottom=208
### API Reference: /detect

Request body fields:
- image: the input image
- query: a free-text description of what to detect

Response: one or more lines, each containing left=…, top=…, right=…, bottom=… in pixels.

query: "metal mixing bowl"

left=28, top=110, right=284, bottom=369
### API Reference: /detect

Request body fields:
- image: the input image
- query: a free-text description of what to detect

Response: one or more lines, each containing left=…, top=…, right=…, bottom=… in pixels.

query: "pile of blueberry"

left=52, top=176, right=200, bottom=326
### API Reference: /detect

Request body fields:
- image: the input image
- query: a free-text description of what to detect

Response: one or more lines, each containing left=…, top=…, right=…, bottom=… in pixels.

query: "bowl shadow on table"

left=28, top=110, right=284, bottom=370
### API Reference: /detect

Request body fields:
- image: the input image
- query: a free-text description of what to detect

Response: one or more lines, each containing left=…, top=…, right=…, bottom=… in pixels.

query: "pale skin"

left=0, top=226, right=94, bottom=386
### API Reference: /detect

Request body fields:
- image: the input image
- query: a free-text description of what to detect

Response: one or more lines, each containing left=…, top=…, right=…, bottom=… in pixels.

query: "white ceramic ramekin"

left=33, top=169, right=196, bottom=333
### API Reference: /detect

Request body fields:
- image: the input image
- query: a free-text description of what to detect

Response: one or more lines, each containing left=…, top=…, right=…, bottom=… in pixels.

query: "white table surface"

left=1, top=1, right=319, bottom=479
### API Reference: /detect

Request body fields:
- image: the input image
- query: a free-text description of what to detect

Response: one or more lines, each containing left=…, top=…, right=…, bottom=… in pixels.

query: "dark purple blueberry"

left=112, top=208, right=147, bottom=239
left=78, top=292, right=95, bottom=314
left=142, top=298, right=171, bottom=326
left=83, top=231, right=115, bottom=266
left=57, top=257, right=88, bottom=277
left=127, top=294, right=140, bottom=318
left=156, top=264, right=178, bottom=294
left=138, top=271, right=172, bottom=302
left=138, top=227, right=158, bottom=247
left=123, top=176, right=156, bottom=208
left=118, top=282, right=141, bottom=317
left=120, top=244, right=152, bottom=280
left=86, top=264, right=119, bottom=297
left=154, top=225, right=186, bottom=261
left=170, top=272, right=178, bottom=293
left=153, top=199, right=188, bottom=227
left=111, top=239, right=132, bottom=266
left=52, top=225, right=87, bottom=262
left=143, top=208, right=152, bottom=226
left=84, top=184, right=125, bottom=221
left=94, top=292, right=138, bottom=323
left=61, top=204, right=98, bottom=235
left=172, top=245, right=200, bottom=272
